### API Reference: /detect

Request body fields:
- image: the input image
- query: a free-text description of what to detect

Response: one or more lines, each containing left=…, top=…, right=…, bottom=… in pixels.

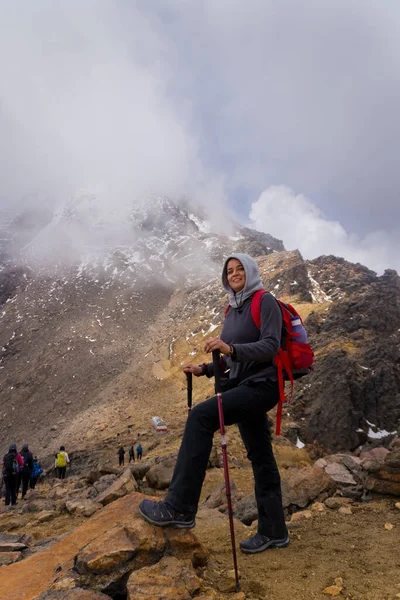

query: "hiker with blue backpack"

left=30, top=457, right=44, bottom=489
left=140, top=253, right=313, bottom=554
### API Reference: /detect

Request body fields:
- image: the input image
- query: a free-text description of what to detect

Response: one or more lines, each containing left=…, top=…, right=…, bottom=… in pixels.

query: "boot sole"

left=240, top=537, right=290, bottom=554
left=138, top=506, right=195, bottom=529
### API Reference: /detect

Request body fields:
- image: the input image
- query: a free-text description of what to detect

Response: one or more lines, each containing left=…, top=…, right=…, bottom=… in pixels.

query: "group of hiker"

left=118, top=444, right=143, bottom=466
left=1, top=443, right=43, bottom=507
left=1, top=443, right=70, bottom=506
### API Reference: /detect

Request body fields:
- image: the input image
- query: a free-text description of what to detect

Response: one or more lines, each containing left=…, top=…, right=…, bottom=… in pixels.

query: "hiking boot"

left=139, top=499, right=195, bottom=529
left=240, top=533, right=290, bottom=554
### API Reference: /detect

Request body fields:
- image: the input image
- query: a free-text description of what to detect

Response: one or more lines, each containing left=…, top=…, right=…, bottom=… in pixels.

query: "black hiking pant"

left=4, top=475, right=17, bottom=506
left=30, top=476, right=38, bottom=489
left=16, top=471, right=22, bottom=497
left=118, top=456, right=124, bottom=466
left=165, top=380, right=288, bottom=539
left=58, top=466, right=67, bottom=479
left=21, top=472, right=31, bottom=498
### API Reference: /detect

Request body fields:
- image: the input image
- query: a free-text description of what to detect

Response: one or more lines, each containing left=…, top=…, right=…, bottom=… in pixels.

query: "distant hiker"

left=20, top=443, right=34, bottom=499
left=118, top=446, right=126, bottom=466
left=139, top=254, right=289, bottom=554
left=136, top=444, right=143, bottom=460
left=30, top=457, right=44, bottom=489
left=128, top=446, right=135, bottom=463
left=55, top=446, right=70, bottom=479
left=2, top=443, right=23, bottom=506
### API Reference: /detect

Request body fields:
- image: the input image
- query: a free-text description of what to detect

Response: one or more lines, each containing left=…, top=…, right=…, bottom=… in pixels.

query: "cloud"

left=249, top=185, right=399, bottom=274
left=1, top=1, right=400, bottom=273
left=0, top=2, right=227, bottom=221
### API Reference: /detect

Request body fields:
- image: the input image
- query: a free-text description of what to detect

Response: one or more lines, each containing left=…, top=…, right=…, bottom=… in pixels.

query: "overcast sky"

left=1, top=1, right=399, bottom=273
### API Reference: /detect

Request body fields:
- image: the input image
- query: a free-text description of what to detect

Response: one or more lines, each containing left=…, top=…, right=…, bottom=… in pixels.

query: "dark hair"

left=60, top=445, right=65, bottom=451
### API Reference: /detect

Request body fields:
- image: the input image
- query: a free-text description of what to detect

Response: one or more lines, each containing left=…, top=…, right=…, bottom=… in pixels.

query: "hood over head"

left=8, top=443, right=17, bottom=453
left=222, top=253, right=263, bottom=307
left=22, top=443, right=29, bottom=450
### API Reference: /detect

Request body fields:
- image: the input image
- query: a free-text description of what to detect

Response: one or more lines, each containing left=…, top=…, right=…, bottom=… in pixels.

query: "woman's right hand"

left=182, top=363, right=203, bottom=376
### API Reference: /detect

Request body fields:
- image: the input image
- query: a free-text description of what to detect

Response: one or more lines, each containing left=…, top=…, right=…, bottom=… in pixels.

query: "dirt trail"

left=196, top=491, right=400, bottom=600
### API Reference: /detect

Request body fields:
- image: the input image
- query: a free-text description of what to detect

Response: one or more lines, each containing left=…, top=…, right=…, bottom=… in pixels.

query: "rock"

left=98, top=463, right=120, bottom=476
left=360, top=447, right=390, bottom=464
left=289, top=510, right=313, bottom=523
left=364, top=449, right=400, bottom=496
left=146, top=456, right=177, bottom=490
left=36, top=589, right=112, bottom=599
left=126, top=556, right=201, bottom=600
left=91, top=474, right=118, bottom=495
left=65, top=500, right=102, bottom=518
left=385, top=447, right=400, bottom=470
left=217, top=569, right=241, bottom=593
left=48, top=487, right=66, bottom=500
left=311, top=502, right=325, bottom=512
left=202, top=482, right=240, bottom=511
left=338, top=506, right=353, bottom=515
left=324, top=497, right=354, bottom=510
left=36, top=511, right=57, bottom=523
left=314, top=458, right=357, bottom=487
left=95, top=468, right=138, bottom=506
left=86, top=470, right=102, bottom=485
left=128, top=462, right=151, bottom=482
left=0, top=532, right=29, bottom=552
left=0, top=552, right=21, bottom=566
left=395, top=502, right=400, bottom=510
left=323, top=584, right=343, bottom=596
left=281, top=466, right=335, bottom=508
left=21, top=499, right=58, bottom=514
left=0, top=542, right=26, bottom=552
left=0, top=493, right=208, bottom=600
left=234, top=494, right=257, bottom=526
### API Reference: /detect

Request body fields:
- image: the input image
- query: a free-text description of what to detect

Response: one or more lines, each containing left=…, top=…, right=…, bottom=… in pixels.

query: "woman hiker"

left=139, top=253, right=289, bottom=554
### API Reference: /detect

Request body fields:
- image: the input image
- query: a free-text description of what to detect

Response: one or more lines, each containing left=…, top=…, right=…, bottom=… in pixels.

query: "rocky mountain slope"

left=0, top=196, right=399, bottom=456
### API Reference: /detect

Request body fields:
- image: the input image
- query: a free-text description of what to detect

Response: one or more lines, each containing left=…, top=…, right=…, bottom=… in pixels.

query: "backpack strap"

left=250, top=290, right=292, bottom=436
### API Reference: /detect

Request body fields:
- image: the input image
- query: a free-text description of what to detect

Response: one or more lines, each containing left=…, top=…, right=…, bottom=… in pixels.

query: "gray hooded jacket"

left=205, top=253, right=282, bottom=384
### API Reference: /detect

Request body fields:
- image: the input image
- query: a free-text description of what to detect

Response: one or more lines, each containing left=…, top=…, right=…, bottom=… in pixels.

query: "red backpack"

left=226, top=290, right=314, bottom=435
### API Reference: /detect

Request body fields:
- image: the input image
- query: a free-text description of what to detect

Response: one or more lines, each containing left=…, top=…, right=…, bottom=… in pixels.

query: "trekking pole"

left=186, top=371, right=193, bottom=414
left=212, top=350, right=240, bottom=592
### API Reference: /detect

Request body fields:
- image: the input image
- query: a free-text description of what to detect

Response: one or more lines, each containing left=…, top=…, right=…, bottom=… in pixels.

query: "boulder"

left=95, top=468, right=138, bottom=506
left=98, top=464, right=120, bottom=476
left=365, top=448, right=400, bottom=496
left=126, top=556, right=201, bottom=600
left=21, top=499, right=58, bottom=514
left=89, top=474, right=118, bottom=497
left=201, top=482, right=240, bottom=511
left=0, top=532, right=29, bottom=552
left=0, top=552, right=22, bottom=566
left=234, top=494, right=257, bottom=526
left=281, top=466, right=335, bottom=508
left=36, top=511, right=58, bottom=523
left=36, top=589, right=112, bottom=599
left=0, top=493, right=208, bottom=600
left=146, top=456, right=177, bottom=490
left=314, top=458, right=357, bottom=487
left=128, top=462, right=151, bottom=482
left=65, top=500, right=102, bottom=518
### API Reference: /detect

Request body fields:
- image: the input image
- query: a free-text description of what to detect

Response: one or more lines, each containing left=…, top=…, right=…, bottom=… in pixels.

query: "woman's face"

left=226, top=258, right=246, bottom=293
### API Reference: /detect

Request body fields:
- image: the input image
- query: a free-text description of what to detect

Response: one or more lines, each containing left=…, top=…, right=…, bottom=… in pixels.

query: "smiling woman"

left=139, top=252, right=289, bottom=555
